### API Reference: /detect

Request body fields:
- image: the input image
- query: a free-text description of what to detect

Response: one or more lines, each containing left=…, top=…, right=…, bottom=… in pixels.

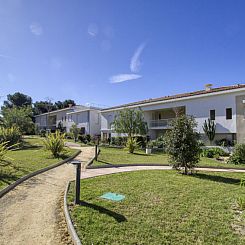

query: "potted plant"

left=146, top=141, right=153, bottom=154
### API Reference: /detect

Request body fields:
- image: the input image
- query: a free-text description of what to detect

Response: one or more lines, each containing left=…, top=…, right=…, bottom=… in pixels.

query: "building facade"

left=100, top=84, right=245, bottom=144
left=35, top=105, right=101, bottom=136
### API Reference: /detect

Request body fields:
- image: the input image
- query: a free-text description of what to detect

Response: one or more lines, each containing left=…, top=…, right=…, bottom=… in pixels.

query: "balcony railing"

left=149, top=118, right=174, bottom=128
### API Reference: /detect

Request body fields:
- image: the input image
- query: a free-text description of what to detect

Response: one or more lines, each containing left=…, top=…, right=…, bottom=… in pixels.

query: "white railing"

left=149, top=118, right=174, bottom=128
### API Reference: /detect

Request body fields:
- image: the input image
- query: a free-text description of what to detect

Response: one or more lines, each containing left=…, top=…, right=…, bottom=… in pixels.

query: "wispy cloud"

left=30, top=22, right=43, bottom=36
left=130, top=42, right=146, bottom=73
left=88, top=23, right=98, bottom=37
left=109, top=74, right=142, bottom=84
left=0, top=54, right=16, bottom=60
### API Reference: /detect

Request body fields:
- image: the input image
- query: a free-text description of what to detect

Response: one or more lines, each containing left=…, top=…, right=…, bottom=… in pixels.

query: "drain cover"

left=100, top=192, right=125, bottom=201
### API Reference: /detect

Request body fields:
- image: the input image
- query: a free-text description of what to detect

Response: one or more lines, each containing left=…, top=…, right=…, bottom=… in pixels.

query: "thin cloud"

left=88, top=23, right=98, bottom=37
left=130, top=42, right=146, bottom=73
left=0, top=54, right=16, bottom=60
left=110, top=74, right=142, bottom=84
left=30, top=22, right=43, bottom=36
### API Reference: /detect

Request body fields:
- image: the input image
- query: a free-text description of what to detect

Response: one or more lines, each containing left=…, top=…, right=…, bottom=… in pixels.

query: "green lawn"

left=93, top=147, right=245, bottom=169
left=0, top=136, right=77, bottom=190
left=67, top=170, right=245, bottom=245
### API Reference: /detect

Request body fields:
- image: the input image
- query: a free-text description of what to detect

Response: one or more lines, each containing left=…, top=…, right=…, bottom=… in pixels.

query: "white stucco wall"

left=101, top=90, right=245, bottom=136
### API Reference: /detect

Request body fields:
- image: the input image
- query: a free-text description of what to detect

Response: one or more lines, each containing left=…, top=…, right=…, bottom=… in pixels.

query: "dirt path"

left=0, top=146, right=95, bottom=245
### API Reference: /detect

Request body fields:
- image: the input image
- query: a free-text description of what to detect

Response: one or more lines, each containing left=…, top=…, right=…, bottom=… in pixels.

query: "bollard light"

left=70, top=160, right=81, bottom=204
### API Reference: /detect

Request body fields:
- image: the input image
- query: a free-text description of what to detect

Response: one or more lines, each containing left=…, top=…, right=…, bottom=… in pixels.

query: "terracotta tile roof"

left=102, top=84, right=245, bottom=111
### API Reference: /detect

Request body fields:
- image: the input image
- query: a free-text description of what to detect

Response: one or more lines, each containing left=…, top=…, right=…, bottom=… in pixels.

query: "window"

left=210, top=110, right=215, bottom=120
left=226, top=108, right=232, bottom=120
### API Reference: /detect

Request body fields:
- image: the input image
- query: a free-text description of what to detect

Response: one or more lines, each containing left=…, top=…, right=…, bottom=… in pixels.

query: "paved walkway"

left=1, top=144, right=245, bottom=245
left=0, top=146, right=95, bottom=245
left=81, top=165, right=245, bottom=180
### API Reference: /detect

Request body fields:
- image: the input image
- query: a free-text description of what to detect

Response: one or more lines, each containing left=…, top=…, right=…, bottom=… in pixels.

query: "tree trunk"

left=184, top=165, right=188, bottom=175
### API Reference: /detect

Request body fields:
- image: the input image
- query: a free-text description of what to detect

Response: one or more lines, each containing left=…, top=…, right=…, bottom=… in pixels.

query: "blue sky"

left=1, top=0, right=245, bottom=107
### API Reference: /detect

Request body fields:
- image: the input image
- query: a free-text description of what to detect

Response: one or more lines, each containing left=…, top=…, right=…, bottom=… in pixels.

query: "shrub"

left=40, top=129, right=46, bottom=137
left=0, top=126, right=22, bottom=146
left=86, top=134, right=91, bottom=143
left=78, top=134, right=87, bottom=144
left=164, top=115, right=201, bottom=174
left=153, top=136, right=165, bottom=148
left=65, top=132, right=73, bottom=139
left=215, top=138, right=234, bottom=147
left=201, top=147, right=229, bottom=158
left=0, top=141, right=9, bottom=164
left=43, top=131, right=66, bottom=158
left=126, top=138, right=139, bottom=153
left=227, top=144, right=245, bottom=164
left=134, top=136, right=147, bottom=148
left=113, top=137, right=126, bottom=146
left=70, top=124, right=79, bottom=142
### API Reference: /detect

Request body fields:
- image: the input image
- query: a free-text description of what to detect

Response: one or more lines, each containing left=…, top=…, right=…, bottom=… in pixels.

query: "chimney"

left=205, top=83, right=213, bottom=91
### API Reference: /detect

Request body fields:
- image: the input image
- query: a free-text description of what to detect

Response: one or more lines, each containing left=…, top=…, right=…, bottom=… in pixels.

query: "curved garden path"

left=1, top=143, right=245, bottom=245
left=0, top=145, right=94, bottom=245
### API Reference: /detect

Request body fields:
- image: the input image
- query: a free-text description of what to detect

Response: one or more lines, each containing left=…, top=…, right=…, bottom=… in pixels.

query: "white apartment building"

left=100, top=84, right=245, bottom=144
left=35, top=105, right=101, bottom=136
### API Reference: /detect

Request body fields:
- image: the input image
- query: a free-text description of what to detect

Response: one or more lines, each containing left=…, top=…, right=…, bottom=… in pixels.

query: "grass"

left=93, top=147, right=245, bottom=169
left=0, top=136, right=77, bottom=190
left=67, top=170, right=245, bottom=245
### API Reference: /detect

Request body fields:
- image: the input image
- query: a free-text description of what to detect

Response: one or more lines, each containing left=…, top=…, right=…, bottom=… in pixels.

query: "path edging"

left=0, top=150, right=81, bottom=198
left=87, top=163, right=245, bottom=171
left=64, top=182, right=82, bottom=245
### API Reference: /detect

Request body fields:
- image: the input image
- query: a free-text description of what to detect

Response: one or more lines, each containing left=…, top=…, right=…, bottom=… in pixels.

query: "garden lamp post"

left=70, top=160, right=81, bottom=204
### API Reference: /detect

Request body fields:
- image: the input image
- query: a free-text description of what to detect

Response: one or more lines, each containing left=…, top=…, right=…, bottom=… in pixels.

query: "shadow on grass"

left=193, top=173, right=241, bottom=185
left=132, top=152, right=148, bottom=156
left=97, top=160, right=113, bottom=165
left=79, top=200, right=127, bottom=223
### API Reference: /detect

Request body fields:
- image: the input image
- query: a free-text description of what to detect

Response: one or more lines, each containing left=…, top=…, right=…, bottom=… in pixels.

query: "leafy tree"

left=70, top=124, right=79, bottom=142
left=1, top=106, right=34, bottom=134
left=113, top=109, right=148, bottom=139
left=164, top=115, right=201, bottom=174
left=113, top=109, right=148, bottom=153
left=55, top=101, right=64, bottom=110
left=2, top=92, right=32, bottom=110
left=62, top=99, right=76, bottom=108
left=203, top=119, right=216, bottom=145
left=33, top=101, right=56, bottom=115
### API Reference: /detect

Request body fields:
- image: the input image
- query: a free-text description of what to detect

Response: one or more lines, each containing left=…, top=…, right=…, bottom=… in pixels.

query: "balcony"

left=149, top=118, right=174, bottom=129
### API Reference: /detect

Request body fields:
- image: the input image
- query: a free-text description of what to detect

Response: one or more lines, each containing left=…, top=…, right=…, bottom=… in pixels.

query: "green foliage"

left=164, top=115, right=201, bottom=174
left=0, top=126, right=22, bottom=146
left=86, top=134, right=91, bottom=143
left=1, top=106, right=34, bottom=134
left=111, top=137, right=127, bottom=146
left=70, top=124, right=79, bottom=142
left=33, top=99, right=76, bottom=115
left=113, top=109, right=148, bottom=139
left=43, top=131, right=66, bottom=158
left=126, top=137, right=139, bottom=153
left=203, top=119, right=216, bottom=144
left=215, top=138, right=234, bottom=147
left=227, top=144, right=245, bottom=165
left=201, top=147, right=229, bottom=158
left=57, top=121, right=65, bottom=133
left=2, top=92, right=32, bottom=110
left=0, top=141, right=9, bottom=164
left=40, top=129, right=46, bottom=137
